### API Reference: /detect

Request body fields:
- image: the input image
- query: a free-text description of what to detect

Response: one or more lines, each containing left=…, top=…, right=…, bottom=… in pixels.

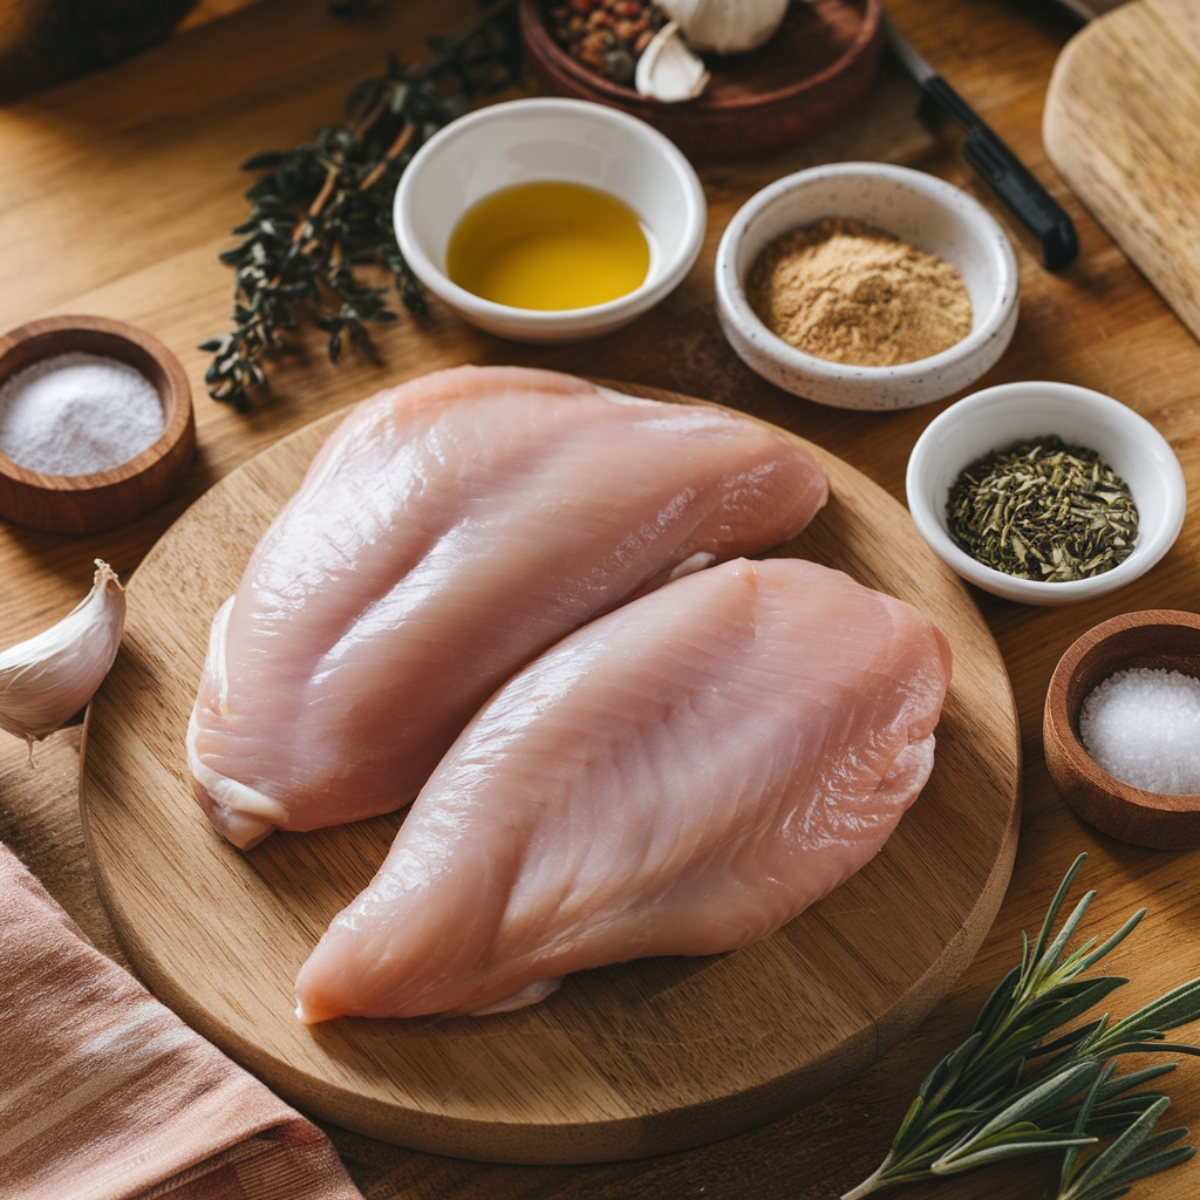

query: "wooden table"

left=2, top=1, right=1199, bottom=1196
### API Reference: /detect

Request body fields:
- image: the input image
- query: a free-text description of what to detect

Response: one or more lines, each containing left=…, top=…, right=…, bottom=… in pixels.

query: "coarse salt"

left=1079, top=667, right=1200, bottom=794
left=0, top=352, right=164, bottom=476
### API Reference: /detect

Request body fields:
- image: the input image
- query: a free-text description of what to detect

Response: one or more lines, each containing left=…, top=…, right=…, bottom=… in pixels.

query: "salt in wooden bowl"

left=0, top=315, right=195, bottom=535
left=1044, top=610, right=1200, bottom=850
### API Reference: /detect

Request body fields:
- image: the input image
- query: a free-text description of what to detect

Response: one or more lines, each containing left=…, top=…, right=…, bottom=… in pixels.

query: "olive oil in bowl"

left=446, top=181, right=651, bottom=311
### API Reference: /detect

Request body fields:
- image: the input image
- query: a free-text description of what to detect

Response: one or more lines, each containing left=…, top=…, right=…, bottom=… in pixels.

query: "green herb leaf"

left=1059, top=1094, right=1193, bottom=1200
left=203, top=0, right=523, bottom=409
left=841, top=854, right=1200, bottom=1199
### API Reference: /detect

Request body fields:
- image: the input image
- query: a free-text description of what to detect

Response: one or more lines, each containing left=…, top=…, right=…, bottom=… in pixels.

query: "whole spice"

left=203, top=0, right=523, bottom=410
left=657, top=0, right=789, bottom=53
left=748, top=218, right=973, bottom=366
left=947, top=435, right=1138, bottom=582
left=634, top=20, right=710, bottom=102
left=843, top=854, right=1200, bottom=1199
left=0, top=560, right=125, bottom=744
left=545, top=0, right=666, bottom=84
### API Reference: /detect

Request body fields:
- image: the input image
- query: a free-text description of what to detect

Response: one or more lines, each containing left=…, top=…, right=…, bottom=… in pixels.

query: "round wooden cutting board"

left=80, top=383, right=1021, bottom=1165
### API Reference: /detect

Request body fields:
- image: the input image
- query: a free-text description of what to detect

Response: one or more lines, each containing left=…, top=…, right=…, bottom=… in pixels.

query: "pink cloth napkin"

left=0, top=841, right=364, bottom=1200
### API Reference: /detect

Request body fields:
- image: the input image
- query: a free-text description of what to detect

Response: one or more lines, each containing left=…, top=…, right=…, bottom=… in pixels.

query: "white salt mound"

left=0, top=352, right=164, bottom=476
left=1079, top=667, right=1200, bottom=795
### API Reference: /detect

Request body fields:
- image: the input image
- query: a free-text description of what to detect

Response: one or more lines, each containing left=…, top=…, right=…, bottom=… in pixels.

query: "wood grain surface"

left=79, top=385, right=1020, bottom=1163
left=1044, top=0, right=1200, bottom=343
left=7, top=0, right=1200, bottom=1194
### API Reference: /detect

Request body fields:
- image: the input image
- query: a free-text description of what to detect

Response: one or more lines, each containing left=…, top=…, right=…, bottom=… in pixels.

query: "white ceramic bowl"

left=394, top=98, right=706, bottom=344
left=714, top=162, right=1019, bottom=410
left=906, top=381, right=1187, bottom=606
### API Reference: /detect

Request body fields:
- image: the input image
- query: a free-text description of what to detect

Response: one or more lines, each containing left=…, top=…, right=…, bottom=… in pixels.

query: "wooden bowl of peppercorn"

left=906, top=381, right=1186, bottom=606
left=519, top=0, right=884, bottom=160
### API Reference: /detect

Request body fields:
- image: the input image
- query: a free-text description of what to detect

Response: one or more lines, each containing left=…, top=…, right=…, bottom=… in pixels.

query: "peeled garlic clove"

left=635, top=21, right=711, bottom=103
left=0, top=560, right=125, bottom=743
left=657, top=0, right=789, bottom=54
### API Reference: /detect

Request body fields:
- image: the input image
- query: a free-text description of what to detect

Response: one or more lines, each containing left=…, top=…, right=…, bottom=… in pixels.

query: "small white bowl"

left=906, top=381, right=1187, bottom=606
left=714, top=162, right=1019, bottom=410
left=394, top=98, right=706, bottom=344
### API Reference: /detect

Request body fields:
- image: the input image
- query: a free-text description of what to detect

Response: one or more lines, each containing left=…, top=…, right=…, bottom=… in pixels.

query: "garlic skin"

left=0, top=560, right=125, bottom=742
left=634, top=22, right=711, bottom=103
left=656, top=0, right=790, bottom=54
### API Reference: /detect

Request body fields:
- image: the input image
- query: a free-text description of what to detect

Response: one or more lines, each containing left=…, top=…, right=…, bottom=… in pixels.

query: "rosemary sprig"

left=843, top=854, right=1200, bottom=1199
left=202, top=0, right=522, bottom=411
left=1057, top=1064, right=1195, bottom=1200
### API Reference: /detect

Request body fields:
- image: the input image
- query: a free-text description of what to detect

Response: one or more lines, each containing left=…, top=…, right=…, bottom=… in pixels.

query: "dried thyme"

left=946, top=435, right=1138, bottom=582
left=202, top=0, right=522, bottom=411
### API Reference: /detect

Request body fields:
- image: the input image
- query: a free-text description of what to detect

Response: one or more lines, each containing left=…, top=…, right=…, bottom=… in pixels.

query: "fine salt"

left=1079, top=667, right=1200, bottom=794
left=0, top=352, right=164, bottom=476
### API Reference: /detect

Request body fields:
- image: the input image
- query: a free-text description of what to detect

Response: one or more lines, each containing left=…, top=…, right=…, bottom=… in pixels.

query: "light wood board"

left=1044, top=0, right=1200, bottom=344
left=79, top=383, right=1021, bottom=1165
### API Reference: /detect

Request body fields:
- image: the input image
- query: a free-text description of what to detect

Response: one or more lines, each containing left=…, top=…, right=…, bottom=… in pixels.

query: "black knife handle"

left=922, top=76, right=1079, bottom=272
left=961, top=128, right=1079, bottom=271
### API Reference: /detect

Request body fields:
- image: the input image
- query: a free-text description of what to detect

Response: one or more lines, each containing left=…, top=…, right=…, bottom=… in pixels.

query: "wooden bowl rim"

left=0, top=314, right=193, bottom=495
left=1045, top=609, right=1200, bottom=813
left=518, top=0, right=883, bottom=115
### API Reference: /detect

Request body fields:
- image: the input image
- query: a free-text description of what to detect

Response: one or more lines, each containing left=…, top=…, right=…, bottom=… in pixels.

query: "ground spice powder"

left=747, top=218, right=974, bottom=367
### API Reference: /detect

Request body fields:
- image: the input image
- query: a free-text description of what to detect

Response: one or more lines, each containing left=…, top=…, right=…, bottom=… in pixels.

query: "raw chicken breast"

left=188, top=367, right=827, bottom=849
left=294, top=557, right=951, bottom=1023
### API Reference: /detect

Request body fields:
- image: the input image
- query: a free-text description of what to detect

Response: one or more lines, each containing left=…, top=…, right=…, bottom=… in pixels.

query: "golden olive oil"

left=446, top=181, right=650, bottom=311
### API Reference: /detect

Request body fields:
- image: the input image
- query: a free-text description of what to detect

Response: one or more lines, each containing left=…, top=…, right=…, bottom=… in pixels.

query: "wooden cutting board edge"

left=79, top=380, right=1022, bottom=1164
left=1044, top=0, right=1200, bottom=344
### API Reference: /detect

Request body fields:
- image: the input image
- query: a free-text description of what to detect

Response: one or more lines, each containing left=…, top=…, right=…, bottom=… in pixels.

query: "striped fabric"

left=0, top=842, right=363, bottom=1200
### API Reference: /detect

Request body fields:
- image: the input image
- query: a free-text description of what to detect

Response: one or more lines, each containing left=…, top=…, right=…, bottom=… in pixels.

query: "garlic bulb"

left=656, top=0, right=790, bottom=54
left=0, top=560, right=125, bottom=742
left=634, top=22, right=711, bottom=103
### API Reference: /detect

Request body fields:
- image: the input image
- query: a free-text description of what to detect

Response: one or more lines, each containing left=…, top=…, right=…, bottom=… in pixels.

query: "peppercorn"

left=606, top=48, right=635, bottom=82
left=546, top=0, right=665, bottom=85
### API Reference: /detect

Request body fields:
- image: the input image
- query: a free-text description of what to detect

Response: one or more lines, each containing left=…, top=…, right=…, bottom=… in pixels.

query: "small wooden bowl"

left=0, top=315, right=195, bottom=535
left=519, top=0, right=884, bottom=161
left=1044, top=610, right=1200, bottom=849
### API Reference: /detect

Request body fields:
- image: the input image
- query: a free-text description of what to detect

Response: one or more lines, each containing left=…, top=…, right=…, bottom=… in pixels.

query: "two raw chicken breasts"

left=187, top=366, right=950, bottom=1021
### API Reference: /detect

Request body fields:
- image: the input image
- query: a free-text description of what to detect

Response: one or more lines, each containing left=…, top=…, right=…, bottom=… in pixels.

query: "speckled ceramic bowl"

left=714, top=162, right=1019, bottom=410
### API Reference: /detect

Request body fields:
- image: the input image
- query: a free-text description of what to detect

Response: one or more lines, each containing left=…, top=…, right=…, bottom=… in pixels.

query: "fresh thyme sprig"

left=843, top=854, right=1200, bottom=1199
left=202, top=0, right=522, bottom=411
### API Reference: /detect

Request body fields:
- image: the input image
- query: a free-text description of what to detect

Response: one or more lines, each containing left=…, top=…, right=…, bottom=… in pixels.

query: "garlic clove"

left=0, top=559, right=125, bottom=743
left=634, top=21, right=711, bottom=104
left=656, top=0, right=790, bottom=55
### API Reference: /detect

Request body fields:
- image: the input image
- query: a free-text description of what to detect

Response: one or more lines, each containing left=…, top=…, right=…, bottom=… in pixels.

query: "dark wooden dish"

left=0, top=315, right=195, bottom=535
left=519, top=0, right=885, bottom=160
left=1043, top=610, right=1200, bottom=850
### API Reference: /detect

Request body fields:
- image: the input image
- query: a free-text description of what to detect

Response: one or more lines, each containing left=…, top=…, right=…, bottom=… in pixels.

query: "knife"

left=1053, top=0, right=1126, bottom=20
left=884, top=17, right=1079, bottom=272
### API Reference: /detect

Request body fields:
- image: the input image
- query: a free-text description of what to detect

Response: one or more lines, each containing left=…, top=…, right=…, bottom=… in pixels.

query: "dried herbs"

left=843, top=855, right=1200, bottom=1199
left=947, top=435, right=1138, bottom=582
left=202, top=0, right=523, bottom=411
